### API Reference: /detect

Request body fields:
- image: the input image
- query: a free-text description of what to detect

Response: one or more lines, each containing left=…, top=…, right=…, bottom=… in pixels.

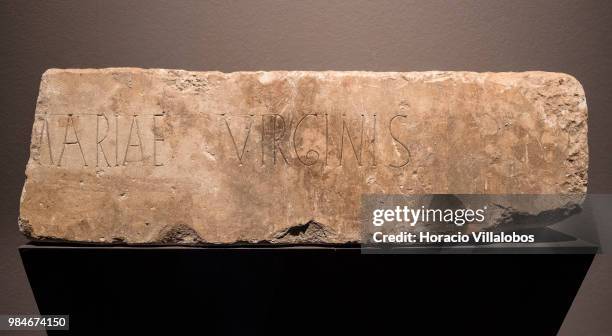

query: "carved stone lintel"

left=19, top=69, right=588, bottom=244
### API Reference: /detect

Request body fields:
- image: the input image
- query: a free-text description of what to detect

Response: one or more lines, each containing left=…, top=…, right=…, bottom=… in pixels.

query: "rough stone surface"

left=18, top=69, right=588, bottom=244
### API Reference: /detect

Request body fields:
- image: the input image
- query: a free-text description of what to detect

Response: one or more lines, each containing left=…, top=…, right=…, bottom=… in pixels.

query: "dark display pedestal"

left=20, top=243, right=596, bottom=335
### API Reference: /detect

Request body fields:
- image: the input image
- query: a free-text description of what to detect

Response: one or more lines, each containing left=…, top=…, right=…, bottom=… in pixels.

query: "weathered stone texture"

left=18, top=69, right=588, bottom=244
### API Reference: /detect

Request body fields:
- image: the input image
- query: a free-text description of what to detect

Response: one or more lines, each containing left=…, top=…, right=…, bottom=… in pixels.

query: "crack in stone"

left=272, top=221, right=335, bottom=243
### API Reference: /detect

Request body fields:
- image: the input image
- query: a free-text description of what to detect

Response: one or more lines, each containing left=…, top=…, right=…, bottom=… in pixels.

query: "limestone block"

left=18, top=69, right=588, bottom=244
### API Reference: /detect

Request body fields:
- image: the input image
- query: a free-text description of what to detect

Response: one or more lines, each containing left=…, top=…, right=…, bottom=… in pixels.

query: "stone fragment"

left=18, top=69, right=588, bottom=244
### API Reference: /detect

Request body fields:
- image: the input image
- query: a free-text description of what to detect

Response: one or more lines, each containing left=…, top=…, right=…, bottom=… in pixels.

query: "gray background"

left=1, top=1, right=611, bottom=334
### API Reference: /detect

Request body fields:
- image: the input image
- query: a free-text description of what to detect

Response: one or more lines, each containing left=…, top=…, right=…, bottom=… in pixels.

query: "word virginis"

left=223, top=113, right=411, bottom=168
left=32, top=113, right=413, bottom=168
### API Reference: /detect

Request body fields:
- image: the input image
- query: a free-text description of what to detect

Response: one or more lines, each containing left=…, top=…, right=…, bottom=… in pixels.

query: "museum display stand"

left=20, top=229, right=597, bottom=334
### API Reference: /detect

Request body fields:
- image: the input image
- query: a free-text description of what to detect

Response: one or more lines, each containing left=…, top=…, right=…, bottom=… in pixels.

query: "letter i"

left=115, top=113, right=119, bottom=166
left=325, top=113, right=329, bottom=166
left=372, top=114, right=377, bottom=167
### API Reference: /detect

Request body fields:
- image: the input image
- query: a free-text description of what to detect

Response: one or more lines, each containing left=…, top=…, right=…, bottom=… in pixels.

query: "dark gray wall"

left=1, top=1, right=611, bottom=334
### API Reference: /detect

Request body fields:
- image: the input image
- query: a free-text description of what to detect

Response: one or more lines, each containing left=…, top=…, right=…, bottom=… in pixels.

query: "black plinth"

left=20, top=244, right=595, bottom=335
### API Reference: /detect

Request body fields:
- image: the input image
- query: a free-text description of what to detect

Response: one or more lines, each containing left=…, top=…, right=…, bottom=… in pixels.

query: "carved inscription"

left=33, top=111, right=414, bottom=169
left=33, top=113, right=167, bottom=167
left=222, top=113, right=411, bottom=168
